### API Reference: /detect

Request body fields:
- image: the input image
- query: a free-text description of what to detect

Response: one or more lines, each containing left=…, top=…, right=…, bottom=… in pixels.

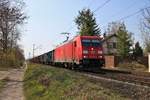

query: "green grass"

left=24, top=63, right=130, bottom=100
left=0, top=80, right=5, bottom=92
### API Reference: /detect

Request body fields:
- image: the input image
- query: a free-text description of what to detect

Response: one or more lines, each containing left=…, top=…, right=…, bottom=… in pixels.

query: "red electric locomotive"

left=54, top=35, right=104, bottom=68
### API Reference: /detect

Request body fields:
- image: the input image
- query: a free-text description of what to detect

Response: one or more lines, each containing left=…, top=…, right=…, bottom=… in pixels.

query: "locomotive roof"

left=55, top=35, right=102, bottom=48
left=80, top=35, right=102, bottom=39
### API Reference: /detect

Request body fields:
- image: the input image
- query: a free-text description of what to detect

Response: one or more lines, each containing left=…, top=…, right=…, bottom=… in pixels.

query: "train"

left=30, top=35, right=105, bottom=69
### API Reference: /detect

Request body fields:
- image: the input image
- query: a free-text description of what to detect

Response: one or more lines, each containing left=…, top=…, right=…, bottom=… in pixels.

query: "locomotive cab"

left=80, top=36, right=104, bottom=67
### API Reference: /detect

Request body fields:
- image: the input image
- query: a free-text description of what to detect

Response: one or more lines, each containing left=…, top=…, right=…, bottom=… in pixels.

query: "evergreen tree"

left=116, top=22, right=133, bottom=58
left=133, top=42, right=143, bottom=59
left=75, top=9, right=100, bottom=36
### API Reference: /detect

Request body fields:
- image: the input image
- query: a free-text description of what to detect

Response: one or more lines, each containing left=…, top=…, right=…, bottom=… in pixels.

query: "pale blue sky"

left=22, top=0, right=150, bottom=58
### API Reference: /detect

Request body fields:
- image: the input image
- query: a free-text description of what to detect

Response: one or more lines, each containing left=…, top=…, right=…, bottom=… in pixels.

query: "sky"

left=22, top=0, right=150, bottom=59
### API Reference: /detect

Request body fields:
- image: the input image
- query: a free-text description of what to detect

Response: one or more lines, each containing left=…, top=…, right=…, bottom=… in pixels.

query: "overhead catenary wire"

left=117, top=6, right=150, bottom=21
left=65, top=0, right=112, bottom=33
left=95, top=0, right=138, bottom=25
left=118, top=10, right=142, bottom=21
left=93, top=0, right=111, bottom=13
left=65, top=21, right=75, bottom=32
left=110, top=0, right=137, bottom=19
left=87, top=0, right=94, bottom=8
left=65, top=0, right=96, bottom=33
left=65, top=0, right=99, bottom=33
left=99, top=6, right=150, bottom=35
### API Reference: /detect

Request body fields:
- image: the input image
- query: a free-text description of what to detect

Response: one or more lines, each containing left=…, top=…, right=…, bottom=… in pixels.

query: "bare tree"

left=0, top=0, right=26, bottom=53
left=140, top=8, right=150, bottom=53
left=107, top=22, right=122, bottom=34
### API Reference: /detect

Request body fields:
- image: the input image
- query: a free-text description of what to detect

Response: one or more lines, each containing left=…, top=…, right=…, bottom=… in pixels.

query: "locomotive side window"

left=74, top=41, right=77, bottom=47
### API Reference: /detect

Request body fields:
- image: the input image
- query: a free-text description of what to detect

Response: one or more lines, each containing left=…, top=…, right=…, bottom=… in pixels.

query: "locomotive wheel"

left=64, top=63, right=68, bottom=68
left=78, top=64, right=84, bottom=71
left=71, top=65, right=74, bottom=70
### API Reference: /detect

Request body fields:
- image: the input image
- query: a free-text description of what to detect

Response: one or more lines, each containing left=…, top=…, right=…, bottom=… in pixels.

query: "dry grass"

left=117, top=61, right=148, bottom=72
left=24, top=63, right=130, bottom=100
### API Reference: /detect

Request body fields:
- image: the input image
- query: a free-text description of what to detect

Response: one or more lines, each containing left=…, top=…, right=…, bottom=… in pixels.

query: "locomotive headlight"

left=98, top=56, right=102, bottom=58
left=83, top=50, right=88, bottom=54
left=98, top=50, right=102, bottom=54
left=83, top=55, right=88, bottom=58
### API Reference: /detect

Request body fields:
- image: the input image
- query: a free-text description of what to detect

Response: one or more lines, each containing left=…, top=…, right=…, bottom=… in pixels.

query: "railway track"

left=43, top=64, right=150, bottom=99
left=79, top=68, right=150, bottom=99
left=75, top=68, right=150, bottom=87
left=43, top=64, right=150, bottom=87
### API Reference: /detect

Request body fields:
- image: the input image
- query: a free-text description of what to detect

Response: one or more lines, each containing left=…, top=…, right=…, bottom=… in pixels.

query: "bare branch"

left=140, top=8, right=150, bottom=53
left=0, top=0, right=27, bottom=53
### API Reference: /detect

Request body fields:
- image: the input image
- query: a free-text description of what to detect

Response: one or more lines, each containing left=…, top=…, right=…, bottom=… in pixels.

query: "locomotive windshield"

left=82, top=39, right=101, bottom=47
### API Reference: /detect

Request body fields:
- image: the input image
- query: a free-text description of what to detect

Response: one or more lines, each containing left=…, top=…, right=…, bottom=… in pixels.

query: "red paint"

left=54, top=35, right=104, bottom=65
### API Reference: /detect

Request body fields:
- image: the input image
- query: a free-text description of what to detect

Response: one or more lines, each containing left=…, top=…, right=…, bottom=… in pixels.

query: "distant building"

left=102, top=34, right=118, bottom=55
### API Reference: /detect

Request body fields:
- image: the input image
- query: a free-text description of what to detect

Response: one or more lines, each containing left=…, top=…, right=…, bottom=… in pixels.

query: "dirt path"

left=0, top=71, right=9, bottom=80
left=0, top=68, right=25, bottom=100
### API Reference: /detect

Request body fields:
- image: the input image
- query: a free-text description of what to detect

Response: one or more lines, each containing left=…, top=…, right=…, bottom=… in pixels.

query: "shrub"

left=0, top=49, right=24, bottom=68
left=38, top=75, right=51, bottom=88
